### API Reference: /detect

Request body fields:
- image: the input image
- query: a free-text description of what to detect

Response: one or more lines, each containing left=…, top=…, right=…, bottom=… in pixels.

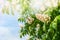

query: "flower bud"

left=36, top=24, right=40, bottom=32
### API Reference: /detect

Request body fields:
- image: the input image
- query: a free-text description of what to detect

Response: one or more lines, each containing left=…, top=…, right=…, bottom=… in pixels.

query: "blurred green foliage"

left=1, top=0, right=60, bottom=40
left=19, top=0, right=60, bottom=40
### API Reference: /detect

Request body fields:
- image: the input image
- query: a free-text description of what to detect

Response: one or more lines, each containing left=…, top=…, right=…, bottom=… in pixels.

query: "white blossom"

left=27, top=17, right=34, bottom=24
left=35, top=14, right=50, bottom=23
left=19, top=23, right=25, bottom=28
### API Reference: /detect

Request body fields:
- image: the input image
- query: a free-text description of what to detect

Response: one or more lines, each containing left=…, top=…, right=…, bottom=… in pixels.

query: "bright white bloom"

left=27, top=17, right=34, bottom=24
left=19, top=23, right=25, bottom=28
left=52, top=0, right=58, bottom=7
left=45, top=0, right=58, bottom=7
left=35, top=14, right=50, bottom=23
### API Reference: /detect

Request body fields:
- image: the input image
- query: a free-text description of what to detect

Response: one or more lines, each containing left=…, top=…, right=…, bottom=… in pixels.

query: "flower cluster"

left=26, top=17, right=34, bottom=24
left=35, top=14, right=50, bottom=23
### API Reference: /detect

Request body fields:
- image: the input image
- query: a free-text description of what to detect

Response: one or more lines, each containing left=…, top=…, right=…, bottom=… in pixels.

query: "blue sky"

left=0, top=13, right=20, bottom=40
left=0, top=12, right=28, bottom=40
left=0, top=12, right=29, bottom=40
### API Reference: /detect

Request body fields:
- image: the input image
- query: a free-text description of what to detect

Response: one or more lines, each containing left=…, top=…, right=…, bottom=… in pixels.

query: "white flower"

left=19, top=23, right=25, bottom=28
left=35, top=14, right=50, bottom=23
left=27, top=17, right=34, bottom=24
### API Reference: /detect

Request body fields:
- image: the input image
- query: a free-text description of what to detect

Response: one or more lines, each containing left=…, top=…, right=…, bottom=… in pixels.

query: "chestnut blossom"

left=35, top=14, right=50, bottom=23
left=26, top=17, right=34, bottom=24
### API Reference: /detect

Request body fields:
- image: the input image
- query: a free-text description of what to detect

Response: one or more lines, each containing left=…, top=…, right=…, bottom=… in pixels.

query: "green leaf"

left=7, top=0, right=12, bottom=2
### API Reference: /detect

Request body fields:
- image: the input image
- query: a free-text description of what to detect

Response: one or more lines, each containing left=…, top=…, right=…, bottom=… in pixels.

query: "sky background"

left=0, top=13, right=21, bottom=40
left=0, top=13, right=28, bottom=40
